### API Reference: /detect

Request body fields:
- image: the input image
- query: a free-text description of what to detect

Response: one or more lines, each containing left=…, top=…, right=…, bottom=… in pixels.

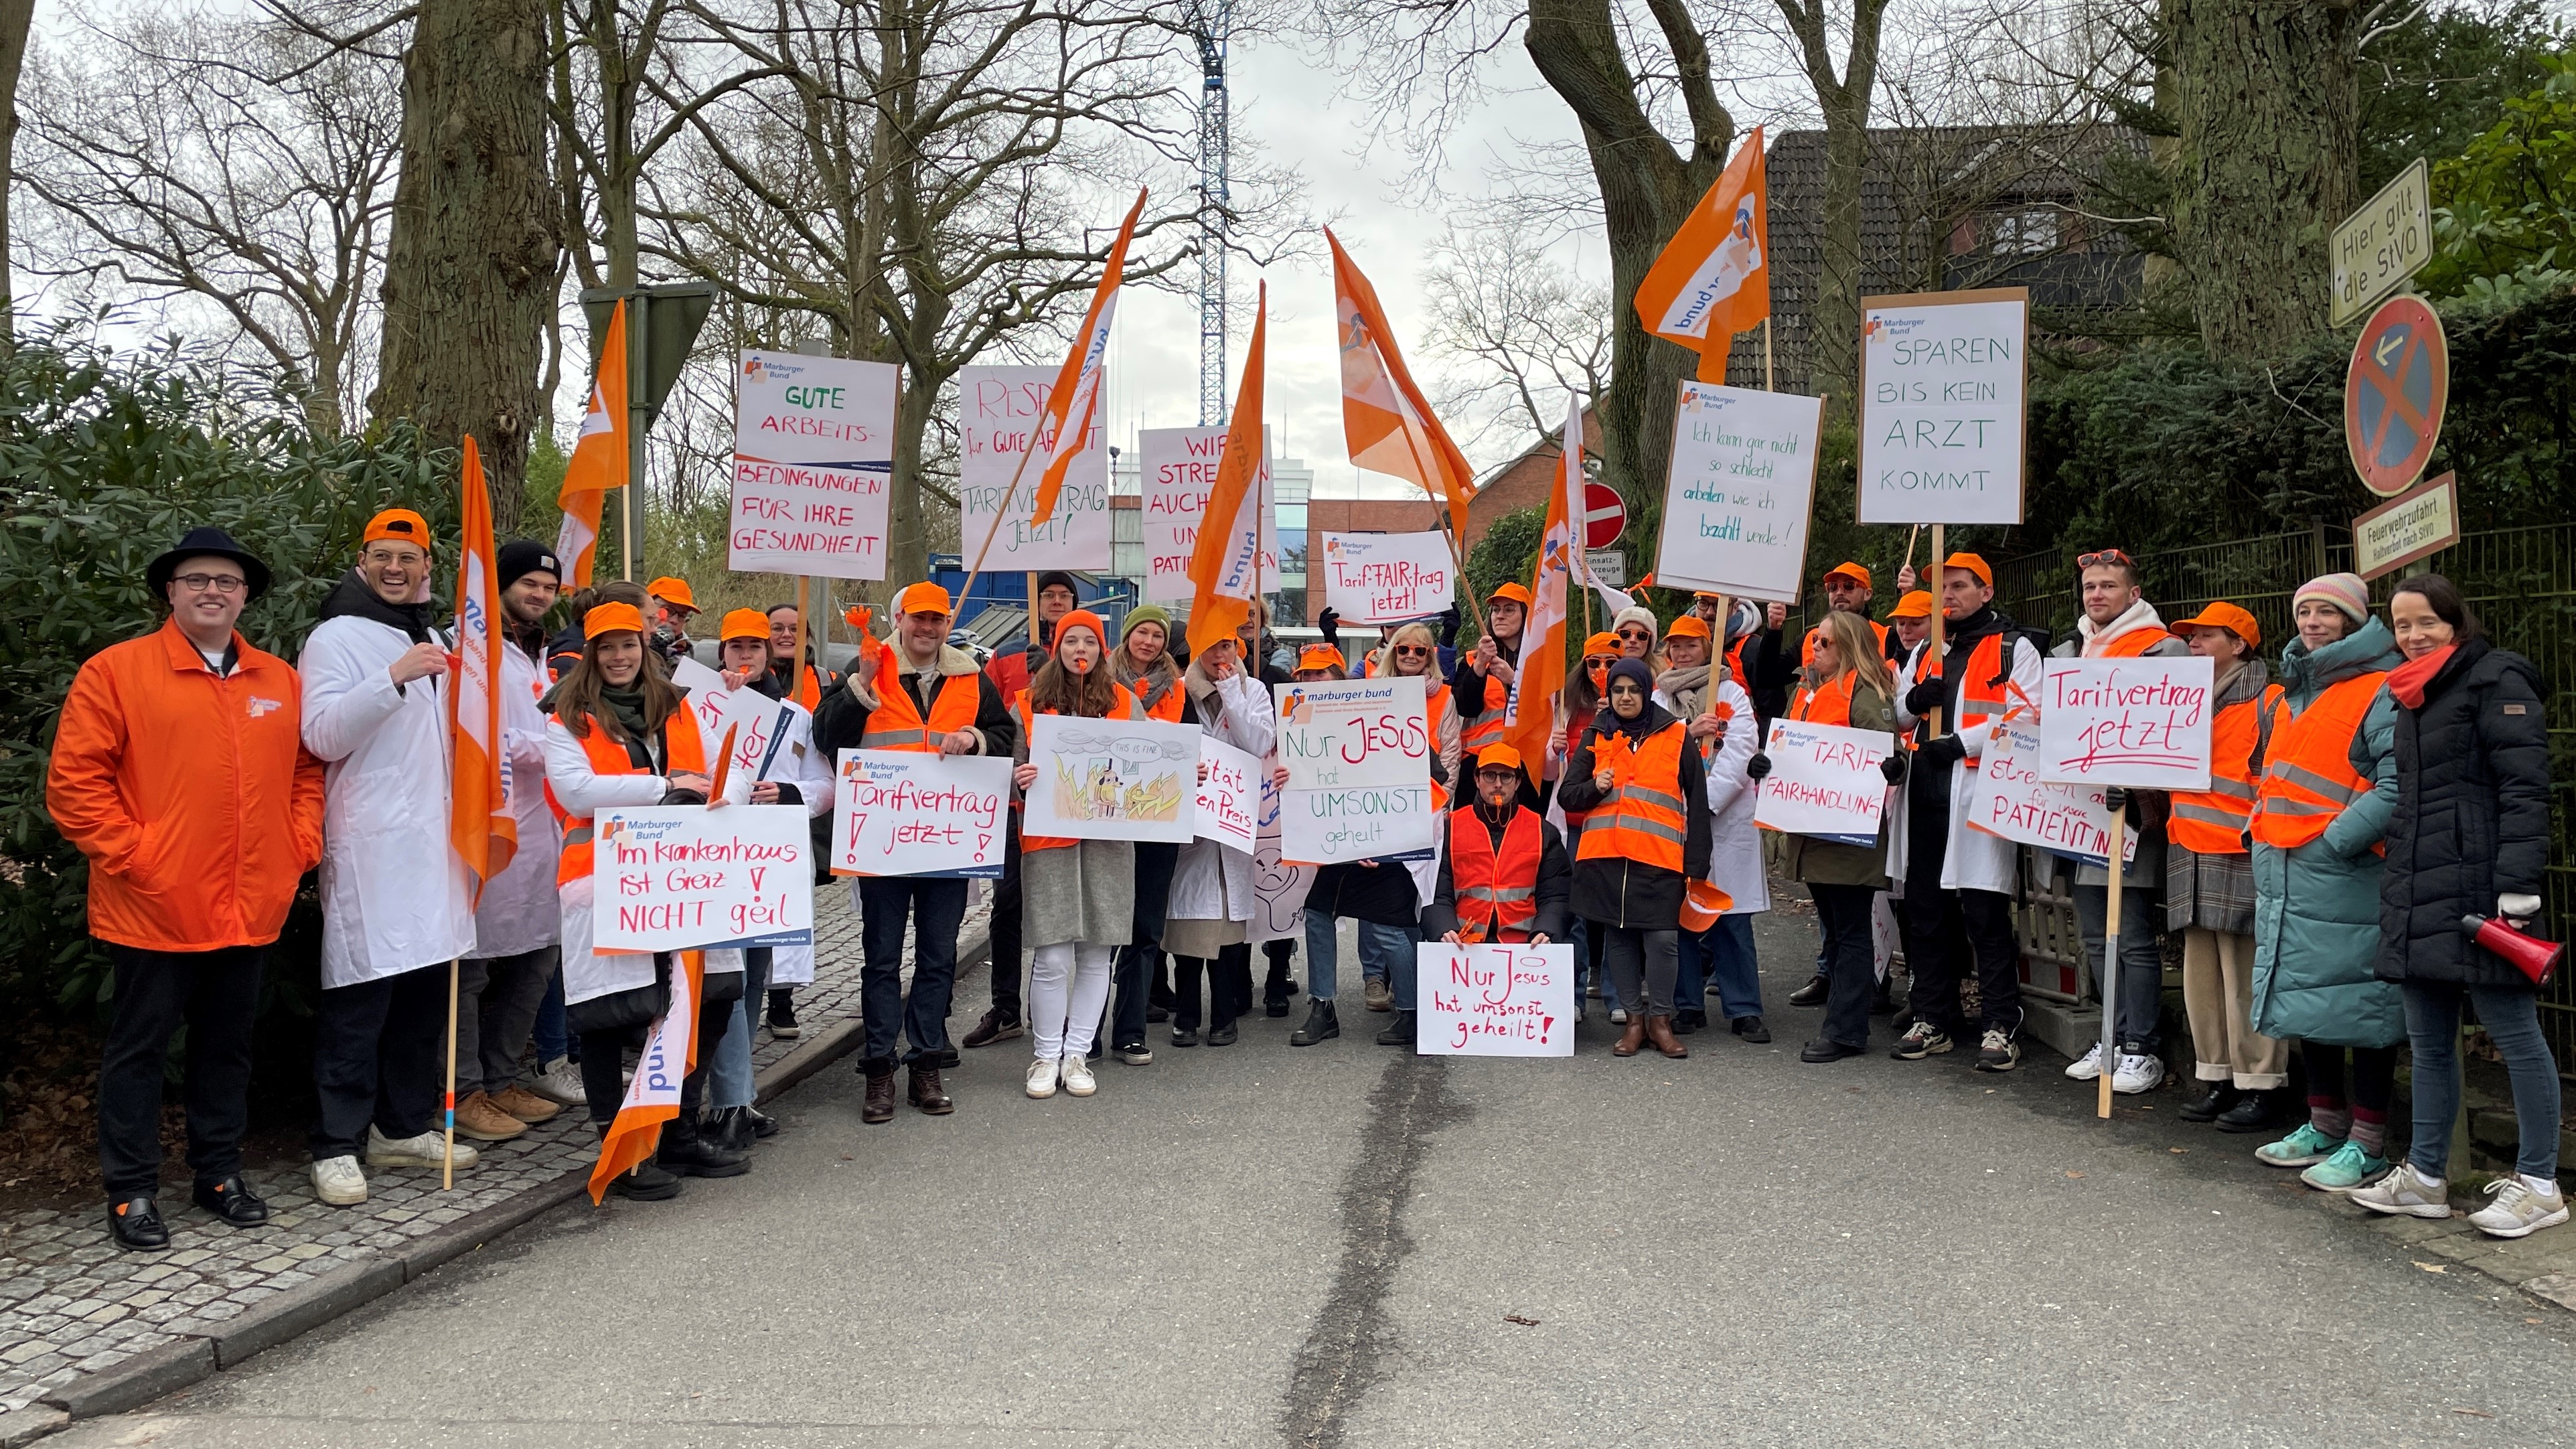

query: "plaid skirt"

left=2165, top=844, right=2256, bottom=937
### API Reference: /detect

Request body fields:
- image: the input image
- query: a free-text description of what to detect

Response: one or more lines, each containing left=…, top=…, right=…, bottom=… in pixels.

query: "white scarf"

left=2079, top=597, right=2165, bottom=656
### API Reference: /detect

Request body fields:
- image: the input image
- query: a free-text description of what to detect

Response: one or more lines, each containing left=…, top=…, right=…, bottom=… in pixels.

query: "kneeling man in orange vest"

left=1420, top=745, right=1570, bottom=950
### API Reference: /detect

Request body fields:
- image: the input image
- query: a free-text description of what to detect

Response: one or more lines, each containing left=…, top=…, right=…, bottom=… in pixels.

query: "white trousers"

left=1029, top=941, right=1116, bottom=1061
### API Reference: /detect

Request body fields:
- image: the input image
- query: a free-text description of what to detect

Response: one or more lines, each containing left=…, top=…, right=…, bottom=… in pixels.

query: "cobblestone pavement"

left=0, top=881, right=980, bottom=1436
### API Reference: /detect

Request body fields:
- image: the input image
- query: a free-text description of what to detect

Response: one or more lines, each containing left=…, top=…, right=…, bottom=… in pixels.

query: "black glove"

left=1438, top=605, right=1461, bottom=646
left=1879, top=754, right=1908, bottom=784
left=1919, top=734, right=1967, bottom=767
left=1745, top=752, right=1772, bottom=781
left=2103, top=785, right=2128, bottom=812
left=1904, top=678, right=1947, bottom=718
left=2239, top=827, right=2255, bottom=851
left=1317, top=607, right=1340, bottom=646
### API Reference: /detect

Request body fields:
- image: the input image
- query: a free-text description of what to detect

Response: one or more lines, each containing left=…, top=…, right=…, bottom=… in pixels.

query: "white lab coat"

left=1889, top=631, right=2043, bottom=895
left=1166, top=666, right=1276, bottom=924
left=732, top=692, right=833, bottom=985
left=1658, top=676, right=1768, bottom=915
left=470, top=638, right=562, bottom=958
left=300, top=613, right=476, bottom=989
left=545, top=709, right=708, bottom=1004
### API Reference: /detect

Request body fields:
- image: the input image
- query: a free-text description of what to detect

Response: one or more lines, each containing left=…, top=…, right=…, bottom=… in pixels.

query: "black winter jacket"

left=2374, top=638, right=2553, bottom=988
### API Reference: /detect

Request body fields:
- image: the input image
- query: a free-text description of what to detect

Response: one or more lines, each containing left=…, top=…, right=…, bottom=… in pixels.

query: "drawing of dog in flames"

left=1049, top=729, right=1191, bottom=824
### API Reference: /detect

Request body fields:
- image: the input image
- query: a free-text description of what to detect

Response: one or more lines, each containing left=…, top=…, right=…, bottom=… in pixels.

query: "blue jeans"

left=2074, top=882, right=2166, bottom=1053
left=1303, top=910, right=1420, bottom=1009
left=2404, top=980, right=2562, bottom=1178
left=710, top=949, right=773, bottom=1111
left=856, top=876, right=968, bottom=1065
left=532, top=968, right=569, bottom=1063
left=1679, top=914, right=1763, bottom=1020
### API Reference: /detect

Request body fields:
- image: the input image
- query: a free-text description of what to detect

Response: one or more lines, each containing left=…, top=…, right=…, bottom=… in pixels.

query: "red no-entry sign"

left=2345, top=295, right=2448, bottom=497
left=1582, top=483, right=1626, bottom=550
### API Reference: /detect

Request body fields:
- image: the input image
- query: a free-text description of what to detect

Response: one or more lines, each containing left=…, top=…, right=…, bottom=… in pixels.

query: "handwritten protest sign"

left=729, top=351, right=897, bottom=579
left=2037, top=656, right=2214, bottom=790
left=1753, top=718, right=1896, bottom=844
left=1275, top=676, right=1435, bottom=864
left=593, top=805, right=813, bottom=951
left=1251, top=772, right=1316, bottom=943
left=1416, top=943, right=1574, bottom=1057
left=1319, top=532, right=1454, bottom=625
left=672, top=656, right=733, bottom=740
left=1140, top=426, right=1278, bottom=603
left=1964, top=717, right=2137, bottom=868
left=1025, top=714, right=1198, bottom=843
left=1653, top=382, right=1823, bottom=603
left=1856, top=289, right=2028, bottom=526
left=1193, top=736, right=1261, bottom=853
left=832, top=749, right=1011, bottom=878
left=712, top=689, right=801, bottom=803
left=956, top=364, right=1111, bottom=570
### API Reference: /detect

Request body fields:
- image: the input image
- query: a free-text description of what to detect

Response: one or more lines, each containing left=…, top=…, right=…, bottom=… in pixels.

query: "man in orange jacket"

left=48, top=527, right=326, bottom=1251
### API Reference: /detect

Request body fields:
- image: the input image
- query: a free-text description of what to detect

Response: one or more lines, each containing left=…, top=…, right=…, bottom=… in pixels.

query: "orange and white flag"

left=588, top=949, right=704, bottom=1203
left=1327, top=231, right=1477, bottom=540
left=1506, top=397, right=1580, bottom=774
left=450, top=434, right=516, bottom=907
left=556, top=299, right=631, bottom=587
left=1634, top=126, right=1770, bottom=382
left=1186, top=284, right=1270, bottom=659
left=1030, top=189, right=1146, bottom=528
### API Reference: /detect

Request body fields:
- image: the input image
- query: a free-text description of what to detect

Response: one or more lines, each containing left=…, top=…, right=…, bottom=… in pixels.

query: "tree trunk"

left=2166, top=0, right=2359, bottom=362
left=0, top=0, right=36, bottom=345
left=1811, top=96, right=1870, bottom=412
left=373, top=0, right=562, bottom=534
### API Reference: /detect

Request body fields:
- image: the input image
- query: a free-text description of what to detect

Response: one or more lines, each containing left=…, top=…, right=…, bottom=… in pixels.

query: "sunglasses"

left=1616, top=626, right=1653, bottom=639
left=1392, top=645, right=1431, bottom=658
left=2078, top=549, right=2133, bottom=569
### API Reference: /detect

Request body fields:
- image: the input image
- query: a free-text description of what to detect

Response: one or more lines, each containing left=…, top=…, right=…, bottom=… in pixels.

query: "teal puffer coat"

left=2249, top=618, right=2405, bottom=1049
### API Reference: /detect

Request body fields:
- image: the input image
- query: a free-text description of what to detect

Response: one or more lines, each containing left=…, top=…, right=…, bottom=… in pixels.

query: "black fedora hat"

left=147, top=526, right=273, bottom=601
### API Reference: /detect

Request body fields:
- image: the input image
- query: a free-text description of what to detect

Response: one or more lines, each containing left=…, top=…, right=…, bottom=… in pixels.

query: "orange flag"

left=1327, top=231, right=1477, bottom=540
left=1506, top=398, right=1581, bottom=776
left=1030, top=189, right=1147, bottom=528
left=1186, top=284, right=1269, bottom=659
left=449, top=435, right=516, bottom=907
left=588, top=949, right=706, bottom=1203
left=556, top=299, right=630, bottom=587
left=1634, top=126, right=1770, bottom=382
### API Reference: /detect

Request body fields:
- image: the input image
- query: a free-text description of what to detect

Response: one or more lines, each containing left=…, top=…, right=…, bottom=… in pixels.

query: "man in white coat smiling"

left=299, top=509, right=479, bottom=1206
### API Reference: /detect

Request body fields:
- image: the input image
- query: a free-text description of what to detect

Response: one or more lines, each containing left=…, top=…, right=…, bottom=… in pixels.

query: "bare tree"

left=1764, top=0, right=1892, bottom=412
left=0, top=0, right=37, bottom=342
left=1419, top=218, right=1609, bottom=459
left=17, top=2, right=402, bottom=433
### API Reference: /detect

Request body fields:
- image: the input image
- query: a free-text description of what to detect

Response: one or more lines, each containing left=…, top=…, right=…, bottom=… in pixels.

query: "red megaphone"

left=2463, top=914, right=2565, bottom=988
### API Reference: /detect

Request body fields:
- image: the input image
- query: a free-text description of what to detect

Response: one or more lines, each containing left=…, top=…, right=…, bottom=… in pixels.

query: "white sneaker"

left=311, top=1154, right=368, bottom=1206
left=2111, top=1053, right=2164, bottom=1095
left=1025, top=1057, right=1059, bottom=1099
left=1059, top=1054, right=1097, bottom=1097
left=2064, top=1044, right=2104, bottom=1081
left=531, top=1056, right=587, bottom=1107
left=2350, top=1162, right=2452, bottom=1219
left=2470, top=1177, right=2570, bottom=1239
left=366, top=1126, right=479, bottom=1171
left=1609, top=1008, right=1630, bottom=1026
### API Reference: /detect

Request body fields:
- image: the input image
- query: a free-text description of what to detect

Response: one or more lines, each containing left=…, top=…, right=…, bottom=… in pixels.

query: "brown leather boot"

left=860, top=1058, right=897, bottom=1124
left=1647, top=1014, right=1689, bottom=1059
left=907, top=1061, right=954, bottom=1116
left=1614, top=1016, right=1647, bottom=1057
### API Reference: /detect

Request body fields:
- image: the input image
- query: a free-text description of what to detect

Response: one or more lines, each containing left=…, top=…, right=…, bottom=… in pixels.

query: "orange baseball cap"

left=1890, top=590, right=1935, bottom=619
left=1487, top=582, right=1533, bottom=607
left=1474, top=744, right=1525, bottom=773
left=1582, top=631, right=1619, bottom=658
left=361, top=508, right=432, bottom=550
left=583, top=601, right=646, bottom=640
left=2170, top=601, right=2261, bottom=650
left=1940, top=552, right=1992, bottom=587
left=1297, top=644, right=1346, bottom=673
left=1823, top=560, right=1872, bottom=588
left=647, top=576, right=698, bottom=611
left=718, top=608, right=770, bottom=642
left=893, top=582, right=953, bottom=617
left=1665, top=614, right=1710, bottom=639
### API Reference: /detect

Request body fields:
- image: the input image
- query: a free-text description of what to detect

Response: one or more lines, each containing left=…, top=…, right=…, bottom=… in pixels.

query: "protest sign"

left=672, top=656, right=733, bottom=740
left=592, top=805, right=813, bottom=951
left=1416, top=943, right=1576, bottom=1057
left=2037, top=656, right=2215, bottom=791
left=1318, top=531, right=1454, bottom=625
left=956, top=364, right=1112, bottom=570
left=729, top=350, right=897, bottom=579
left=1653, top=382, right=1823, bottom=603
left=1193, top=736, right=1262, bottom=853
left=1753, top=718, right=1896, bottom=843
left=1140, top=425, right=1278, bottom=603
left=1251, top=772, right=1316, bottom=943
left=1274, top=676, right=1436, bottom=864
left=1965, top=717, right=2137, bottom=868
left=1024, top=714, right=1198, bottom=843
left=1856, top=289, right=2028, bottom=526
left=710, top=688, right=803, bottom=804
left=832, top=749, right=1011, bottom=878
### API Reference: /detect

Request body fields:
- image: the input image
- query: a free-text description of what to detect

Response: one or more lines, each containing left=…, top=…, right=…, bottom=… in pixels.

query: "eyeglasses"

left=171, top=573, right=247, bottom=594
left=362, top=549, right=427, bottom=566
left=2077, top=549, right=2133, bottom=569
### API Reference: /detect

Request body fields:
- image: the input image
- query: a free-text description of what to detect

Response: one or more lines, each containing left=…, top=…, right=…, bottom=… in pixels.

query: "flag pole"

left=954, top=435, right=1043, bottom=621
left=1763, top=318, right=1776, bottom=392
left=2097, top=803, right=2127, bottom=1121
left=442, top=958, right=459, bottom=1190
left=793, top=576, right=812, bottom=700
left=1927, top=524, right=1947, bottom=739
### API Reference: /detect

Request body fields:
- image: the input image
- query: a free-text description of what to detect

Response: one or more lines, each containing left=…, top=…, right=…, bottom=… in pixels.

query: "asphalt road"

left=54, top=912, right=2576, bottom=1448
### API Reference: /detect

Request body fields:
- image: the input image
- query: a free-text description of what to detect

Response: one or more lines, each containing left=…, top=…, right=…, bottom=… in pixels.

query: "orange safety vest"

left=1460, top=669, right=1510, bottom=755
left=1424, top=680, right=1456, bottom=810
left=1016, top=684, right=1144, bottom=853
left=790, top=662, right=822, bottom=710
left=1801, top=616, right=1889, bottom=668
left=1575, top=719, right=1689, bottom=874
left=2089, top=627, right=2168, bottom=660
left=1450, top=806, right=1543, bottom=943
left=555, top=710, right=708, bottom=886
left=1132, top=672, right=1186, bottom=723
left=2168, top=684, right=2283, bottom=854
left=1789, top=672, right=1855, bottom=727
left=1949, top=632, right=2011, bottom=735
left=858, top=661, right=984, bottom=751
left=2250, top=674, right=2387, bottom=850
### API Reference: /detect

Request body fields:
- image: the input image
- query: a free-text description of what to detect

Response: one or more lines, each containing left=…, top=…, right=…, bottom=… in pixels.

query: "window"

left=1274, top=502, right=1307, bottom=534
left=1990, top=208, right=2059, bottom=256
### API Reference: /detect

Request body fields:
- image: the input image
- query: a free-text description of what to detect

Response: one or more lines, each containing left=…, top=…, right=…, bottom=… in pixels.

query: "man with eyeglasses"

left=50, top=528, right=326, bottom=1249
left=298, top=509, right=481, bottom=1206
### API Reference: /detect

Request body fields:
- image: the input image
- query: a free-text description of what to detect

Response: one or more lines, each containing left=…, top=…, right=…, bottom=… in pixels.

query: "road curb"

left=8, top=929, right=971, bottom=1442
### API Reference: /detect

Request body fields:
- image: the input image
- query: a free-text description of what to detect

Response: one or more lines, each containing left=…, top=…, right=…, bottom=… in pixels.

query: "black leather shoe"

left=1674, top=1008, right=1706, bottom=1035
left=1290, top=999, right=1340, bottom=1047
left=1375, top=1010, right=1417, bottom=1047
left=747, top=1105, right=780, bottom=1140
left=661, top=1114, right=749, bottom=1178
left=1731, top=1015, right=1772, bottom=1044
left=108, top=1195, right=170, bottom=1251
left=191, top=1174, right=270, bottom=1227
left=1788, top=974, right=1831, bottom=1008
left=2178, top=1081, right=2239, bottom=1124
left=1147, top=1005, right=1171, bottom=1024
left=706, top=1106, right=755, bottom=1153
left=2215, top=1087, right=2283, bottom=1134
left=939, top=1045, right=962, bottom=1069
left=1205, top=1022, right=1239, bottom=1047
left=1264, top=995, right=1291, bottom=1018
left=1801, top=1038, right=1866, bottom=1063
left=609, top=1155, right=683, bottom=1201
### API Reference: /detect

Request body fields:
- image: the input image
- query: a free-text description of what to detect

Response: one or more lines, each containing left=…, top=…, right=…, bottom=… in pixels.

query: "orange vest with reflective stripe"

left=2250, top=674, right=2386, bottom=850
left=554, top=710, right=708, bottom=885
left=2170, top=684, right=2284, bottom=854
left=1790, top=672, right=1855, bottom=727
left=1576, top=720, right=1688, bottom=874
left=1459, top=671, right=1509, bottom=755
left=1450, top=806, right=1542, bottom=943
left=1424, top=680, right=1455, bottom=810
left=1016, top=684, right=1144, bottom=853
left=858, top=662, right=983, bottom=752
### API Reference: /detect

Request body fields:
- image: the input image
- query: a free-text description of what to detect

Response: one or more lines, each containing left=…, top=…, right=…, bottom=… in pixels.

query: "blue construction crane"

left=1187, top=0, right=1231, bottom=426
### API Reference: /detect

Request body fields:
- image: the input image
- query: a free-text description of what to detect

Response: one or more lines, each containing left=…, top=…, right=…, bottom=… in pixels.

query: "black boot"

left=1375, top=1009, right=1416, bottom=1047
left=747, top=1105, right=780, bottom=1139
left=706, top=1105, right=755, bottom=1153
left=660, top=1110, right=749, bottom=1178
left=1789, top=974, right=1830, bottom=1008
left=1290, top=998, right=1340, bottom=1047
left=2178, top=1080, right=2239, bottom=1124
left=597, top=1124, right=682, bottom=1201
left=2215, top=1087, right=2283, bottom=1134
